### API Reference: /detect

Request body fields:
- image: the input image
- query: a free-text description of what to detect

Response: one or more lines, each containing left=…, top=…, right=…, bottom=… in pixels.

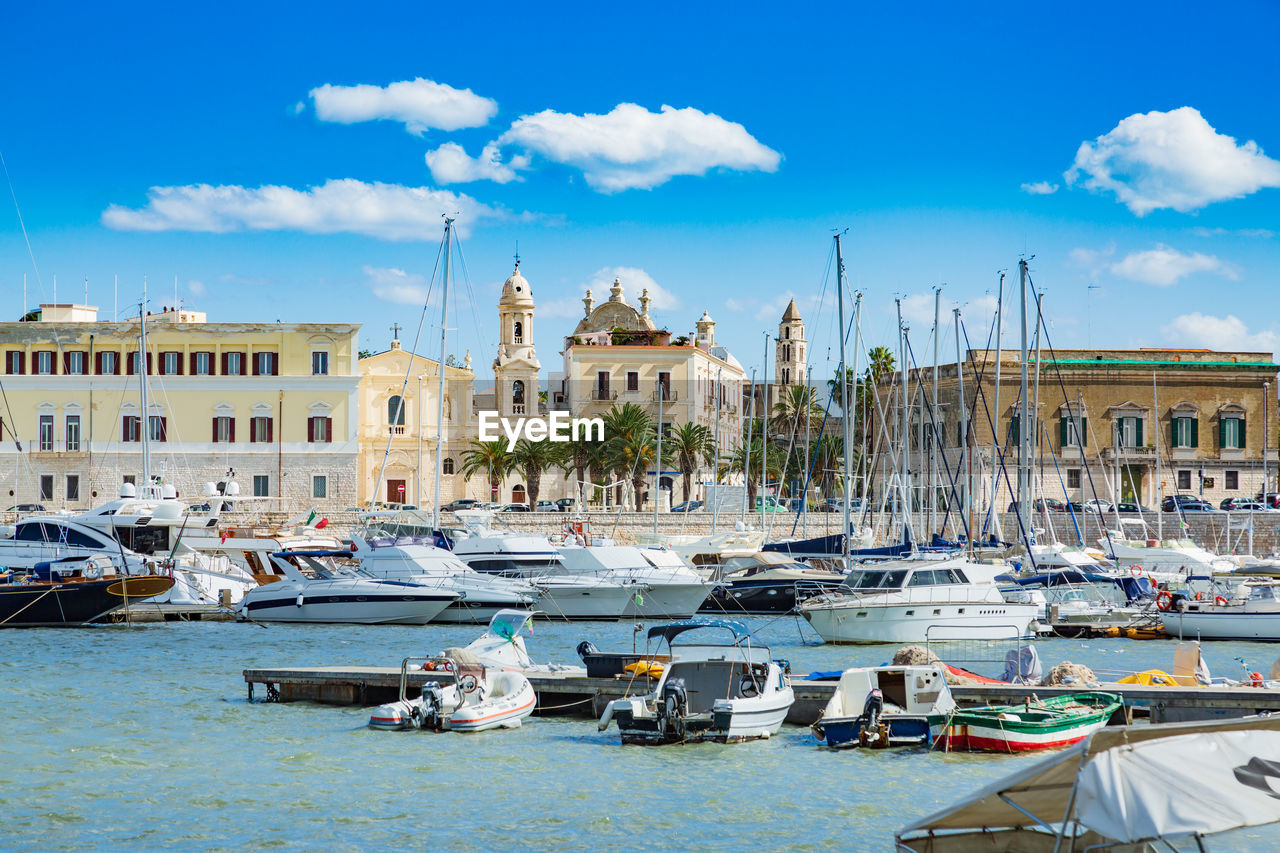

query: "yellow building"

left=0, top=303, right=360, bottom=509
left=356, top=339, right=476, bottom=506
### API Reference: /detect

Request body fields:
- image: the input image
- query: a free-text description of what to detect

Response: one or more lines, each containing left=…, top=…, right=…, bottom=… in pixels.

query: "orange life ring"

left=1194, top=592, right=1205, bottom=601
left=1251, top=671, right=1265, bottom=687
left=1129, top=565, right=1143, bottom=578
left=1214, top=595, right=1228, bottom=606
left=1156, top=590, right=1173, bottom=611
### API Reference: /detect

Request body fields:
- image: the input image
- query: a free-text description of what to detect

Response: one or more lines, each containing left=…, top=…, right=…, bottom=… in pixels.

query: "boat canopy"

left=646, top=618, right=751, bottom=644
left=896, top=714, right=1280, bottom=851
left=1011, top=569, right=1153, bottom=602
left=270, top=550, right=353, bottom=558
left=487, top=609, right=535, bottom=642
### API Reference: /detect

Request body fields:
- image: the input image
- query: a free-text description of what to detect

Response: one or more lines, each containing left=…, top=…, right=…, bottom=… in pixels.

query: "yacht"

left=0, top=553, right=174, bottom=626
left=698, top=551, right=847, bottom=614
left=557, top=542, right=712, bottom=619
left=234, top=550, right=457, bottom=624
left=1159, top=580, right=1280, bottom=641
left=1102, top=519, right=1235, bottom=580
left=797, top=557, right=1041, bottom=644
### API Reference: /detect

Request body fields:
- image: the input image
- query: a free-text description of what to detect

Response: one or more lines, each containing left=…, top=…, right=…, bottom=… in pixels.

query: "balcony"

left=389, top=426, right=406, bottom=436
left=652, top=389, right=678, bottom=403
left=1099, top=445, right=1156, bottom=461
left=512, top=403, right=526, bottom=415
left=591, top=389, right=617, bottom=401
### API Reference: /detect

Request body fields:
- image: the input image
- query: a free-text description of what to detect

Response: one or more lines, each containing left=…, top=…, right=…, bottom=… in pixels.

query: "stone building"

left=747, top=298, right=812, bottom=419
left=873, top=347, right=1280, bottom=514
left=0, top=302, right=360, bottom=510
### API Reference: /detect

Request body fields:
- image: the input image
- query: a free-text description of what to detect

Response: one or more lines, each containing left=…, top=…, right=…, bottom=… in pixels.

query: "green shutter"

left=1239, top=418, right=1247, bottom=449
left=1010, top=415, right=1019, bottom=445
left=1219, top=417, right=1226, bottom=449
left=1170, top=418, right=1178, bottom=448
left=1080, top=417, right=1088, bottom=448
left=1135, top=418, right=1143, bottom=447
left=1191, top=417, right=1199, bottom=447
left=1059, top=417, right=1067, bottom=447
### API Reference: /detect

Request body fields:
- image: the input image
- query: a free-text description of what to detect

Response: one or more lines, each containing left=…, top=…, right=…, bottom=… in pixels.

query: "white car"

left=1083, top=500, right=1112, bottom=514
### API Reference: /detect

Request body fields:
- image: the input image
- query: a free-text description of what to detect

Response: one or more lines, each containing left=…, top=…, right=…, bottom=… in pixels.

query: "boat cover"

left=1013, top=569, right=1153, bottom=603
left=646, top=618, right=750, bottom=644
left=763, top=528, right=917, bottom=559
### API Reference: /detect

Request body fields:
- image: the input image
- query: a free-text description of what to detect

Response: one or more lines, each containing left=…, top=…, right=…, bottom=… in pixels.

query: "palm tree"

left=610, top=426, right=667, bottom=511
left=602, top=403, right=652, bottom=507
left=460, top=439, right=513, bottom=503
left=511, top=438, right=561, bottom=508
left=828, top=366, right=858, bottom=413
left=866, top=345, right=896, bottom=383
left=665, top=422, right=713, bottom=503
left=727, top=436, right=785, bottom=508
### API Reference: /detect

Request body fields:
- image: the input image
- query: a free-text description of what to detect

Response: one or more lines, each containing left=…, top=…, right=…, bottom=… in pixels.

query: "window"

left=596, top=371, right=610, bottom=399
left=658, top=372, right=671, bottom=401
left=626, top=371, right=639, bottom=392
left=252, top=475, right=269, bottom=497
left=65, top=351, right=86, bottom=375
left=387, top=395, right=405, bottom=426
left=224, top=352, right=244, bottom=376
left=1221, top=416, right=1245, bottom=450
left=148, top=416, right=167, bottom=442
left=312, top=476, right=327, bottom=499
left=128, top=351, right=148, bottom=375
left=782, top=369, right=790, bottom=385
left=1008, top=415, right=1020, bottom=445
left=311, top=351, right=329, bottom=375
left=442, top=458, right=455, bottom=475
left=1226, top=470, right=1239, bottom=490
left=99, top=351, right=118, bottom=376
left=784, top=327, right=790, bottom=340
left=66, top=475, right=80, bottom=502
left=1060, top=415, right=1087, bottom=448
left=38, top=415, right=54, bottom=451
left=122, top=416, right=141, bottom=442
left=35, top=351, right=53, bottom=375
left=1115, top=416, right=1143, bottom=447
left=308, top=416, right=332, bottom=443
left=1172, top=416, right=1197, bottom=448
left=250, top=416, right=273, bottom=443
left=4, top=351, right=23, bottom=374
left=1178, top=470, right=1192, bottom=490
left=161, top=352, right=181, bottom=375
left=193, top=352, right=213, bottom=375
left=513, top=321, right=523, bottom=344
left=1067, top=468, right=1081, bottom=489
left=39, top=475, right=53, bottom=501
left=65, top=416, right=80, bottom=452
left=122, top=474, right=136, bottom=486
left=253, top=351, right=277, bottom=376
left=212, top=416, right=233, bottom=443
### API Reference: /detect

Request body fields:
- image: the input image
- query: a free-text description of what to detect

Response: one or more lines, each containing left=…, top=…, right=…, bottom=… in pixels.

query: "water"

left=3, top=618, right=1279, bottom=851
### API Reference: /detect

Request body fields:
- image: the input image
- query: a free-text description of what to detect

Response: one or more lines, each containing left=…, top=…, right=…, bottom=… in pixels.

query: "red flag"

left=315, top=517, right=329, bottom=529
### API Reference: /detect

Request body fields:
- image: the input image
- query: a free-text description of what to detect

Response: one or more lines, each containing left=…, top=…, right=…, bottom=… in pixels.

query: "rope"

left=535, top=695, right=595, bottom=711
left=0, top=586, right=56, bottom=625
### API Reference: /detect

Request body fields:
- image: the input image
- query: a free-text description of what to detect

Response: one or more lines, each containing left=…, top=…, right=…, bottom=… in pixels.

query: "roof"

left=781, top=298, right=802, bottom=322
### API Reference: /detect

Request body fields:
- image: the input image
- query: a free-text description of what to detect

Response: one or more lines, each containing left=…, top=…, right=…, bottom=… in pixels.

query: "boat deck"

left=241, top=666, right=1280, bottom=725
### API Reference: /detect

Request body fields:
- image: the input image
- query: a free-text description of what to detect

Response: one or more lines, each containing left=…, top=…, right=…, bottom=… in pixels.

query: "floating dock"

left=112, top=603, right=235, bottom=623
left=241, top=666, right=1280, bottom=726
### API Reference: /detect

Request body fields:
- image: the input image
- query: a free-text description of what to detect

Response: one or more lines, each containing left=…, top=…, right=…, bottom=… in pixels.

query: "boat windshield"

left=906, top=568, right=966, bottom=587
left=848, top=569, right=909, bottom=590
left=1248, top=584, right=1279, bottom=601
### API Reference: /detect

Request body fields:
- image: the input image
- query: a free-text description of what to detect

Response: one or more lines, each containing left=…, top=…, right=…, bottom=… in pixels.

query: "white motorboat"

left=598, top=620, right=794, bottom=744
left=813, top=664, right=957, bottom=749
left=557, top=542, right=712, bottom=619
left=1159, top=579, right=1280, bottom=640
left=368, top=656, right=536, bottom=732
left=441, top=609, right=586, bottom=675
left=1102, top=519, right=1235, bottom=580
left=234, top=550, right=457, bottom=624
left=797, top=557, right=1041, bottom=644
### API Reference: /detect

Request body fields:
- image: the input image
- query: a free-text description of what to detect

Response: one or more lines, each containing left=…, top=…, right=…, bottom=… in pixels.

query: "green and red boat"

left=935, top=692, right=1122, bottom=753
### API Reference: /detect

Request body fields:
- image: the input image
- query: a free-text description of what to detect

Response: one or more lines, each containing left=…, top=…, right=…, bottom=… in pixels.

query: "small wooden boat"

left=813, top=664, right=956, bottom=749
left=935, top=692, right=1122, bottom=753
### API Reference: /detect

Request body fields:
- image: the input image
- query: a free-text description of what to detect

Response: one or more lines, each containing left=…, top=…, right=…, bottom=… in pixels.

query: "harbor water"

left=5, top=617, right=1280, bottom=851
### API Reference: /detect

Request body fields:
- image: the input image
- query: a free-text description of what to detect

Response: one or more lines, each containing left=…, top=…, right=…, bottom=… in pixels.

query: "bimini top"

left=647, top=618, right=751, bottom=645
left=270, top=550, right=353, bottom=559
left=488, top=609, right=535, bottom=642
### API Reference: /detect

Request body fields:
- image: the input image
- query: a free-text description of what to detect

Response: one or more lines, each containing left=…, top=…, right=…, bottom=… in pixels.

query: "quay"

left=241, top=665, right=1280, bottom=725
left=112, top=603, right=235, bottom=623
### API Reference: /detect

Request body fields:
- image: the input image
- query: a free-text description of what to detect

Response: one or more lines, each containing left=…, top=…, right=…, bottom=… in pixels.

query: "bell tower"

left=493, top=261, right=540, bottom=418
left=776, top=299, right=805, bottom=387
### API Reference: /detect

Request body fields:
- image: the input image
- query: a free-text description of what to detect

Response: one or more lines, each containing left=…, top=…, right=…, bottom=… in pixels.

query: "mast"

left=1018, top=259, right=1032, bottom=537
left=954, top=307, right=971, bottom=557
left=761, top=331, right=769, bottom=520
left=741, top=369, right=756, bottom=528
left=804, top=364, right=812, bottom=537
left=931, top=286, right=941, bottom=536
left=139, top=277, right=152, bottom=496
left=653, top=383, right=663, bottom=535
left=897, top=300, right=912, bottom=543
left=712, top=366, right=721, bottom=534
left=1154, top=370, right=1162, bottom=540
left=432, top=217, right=454, bottom=531
left=1032, top=292, right=1044, bottom=517
left=834, top=234, right=852, bottom=566
left=989, top=271, right=1005, bottom=536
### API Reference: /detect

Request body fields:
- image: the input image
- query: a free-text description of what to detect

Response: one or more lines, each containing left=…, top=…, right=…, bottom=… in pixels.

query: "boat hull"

left=238, top=592, right=455, bottom=624
left=801, top=601, right=1040, bottom=644
left=1158, top=610, right=1280, bottom=641
left=612, top=690, right=794, bottom=744
left=819, top=714, right=938, bottom=749
left=0, top=575, right=175, bottom=627
left=622, top=581, right=713, bottom=620
left=369, top=673, right=536, bottom=732
left=934, top=693, right=1121, bottom=753
left=700, top=578, right=846, bottom=615
left=533, top=582, right=635, bottom=620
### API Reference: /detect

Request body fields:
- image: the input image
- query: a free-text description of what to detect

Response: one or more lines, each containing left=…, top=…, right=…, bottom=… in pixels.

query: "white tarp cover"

left=1076, top=729, right=1280, bottom=842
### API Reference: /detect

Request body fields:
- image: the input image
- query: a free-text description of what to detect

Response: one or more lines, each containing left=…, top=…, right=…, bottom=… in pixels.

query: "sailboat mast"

left=432, top=217, right=454, bottom=531
left=989, top=272, right=1005, bottom=535
left=761, top=331, right=769, bottom=519
left=896, top=298, right=911, bottom=540
left=139, top=277, right=151, bottom=494
left=1018, top=259, right=1032, bottom=535
left=954, top=307, right=971, bottom=557
left=741, top=369, right=756, bottom=529
left=931, top=287, right=940, bottom=536
left=1032, top=291, right=1044, bottom=520
left=834, top=234, right=852, bottom=565
left=1154, top=370, right=1162, bottom=540
left=712, top=366, right=721, bottom=534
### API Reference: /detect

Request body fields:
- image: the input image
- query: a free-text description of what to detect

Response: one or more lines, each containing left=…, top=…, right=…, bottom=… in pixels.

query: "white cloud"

left=1068, top=244, right=1116, bottom=270
left=102, top=179, right=512, bottom=240
left=1161, top=313, right=1278, bottom=355
left=1109, top=244, right=1236, bottom=286
left=1190, top=226, right=1274, bottom=239
left=899, top=292, right=998, bottom=331
left=309, top=78, right=497, bottom=134
left=752, top=290, right=822, bottom=324
left=188, top=279, right=206, bottom=297
left=425, top=142, right=529, bottom=184
left=1065, top=107, right=1280, bottom=215
left=362, top=265, right=432, bottom=305
left=291, top=101, right=305, bottom=116
left=497, top=103, right=781, bottom=192
left=1020, top=181, right=1059, bottom=195
left=724, top=296, right=756, bottom=312
left=585, top=266, right=680, bottom=311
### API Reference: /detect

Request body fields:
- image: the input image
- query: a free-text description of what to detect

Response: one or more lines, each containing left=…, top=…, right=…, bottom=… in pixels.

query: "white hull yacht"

left=557, top=543, right=712, bottom=619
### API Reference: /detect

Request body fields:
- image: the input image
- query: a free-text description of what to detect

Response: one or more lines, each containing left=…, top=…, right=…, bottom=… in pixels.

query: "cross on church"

left=513, top=241, right=520, bottom=269
left=390, top=323, right=402, bottom=340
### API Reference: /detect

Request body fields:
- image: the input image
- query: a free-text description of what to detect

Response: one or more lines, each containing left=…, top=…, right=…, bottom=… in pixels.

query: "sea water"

left=2, top=617, right=1278, bottom=851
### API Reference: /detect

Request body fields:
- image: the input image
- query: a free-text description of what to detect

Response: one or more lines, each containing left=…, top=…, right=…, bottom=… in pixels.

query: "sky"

left=2, top=1, right=1279, bottom=382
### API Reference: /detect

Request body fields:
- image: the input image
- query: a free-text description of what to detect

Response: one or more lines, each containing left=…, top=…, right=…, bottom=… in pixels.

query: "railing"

left=652, top=389, right=677, bottom=402
left=389, top=426, right=406, bottom=435
left=512, top=403, right=526, bottom=415
left=591, top=389, right=617, bottom=401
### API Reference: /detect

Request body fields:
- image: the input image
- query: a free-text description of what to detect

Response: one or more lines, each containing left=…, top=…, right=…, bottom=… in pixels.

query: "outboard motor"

left=862, top=688, right=884, bottom=731
left=657, top=677, right=688, bottom=740
left=859, top=688, right=888, bottom=748
left=411, top=681, right=445, bottom=731
left=576, top=640, right=600, bottom=662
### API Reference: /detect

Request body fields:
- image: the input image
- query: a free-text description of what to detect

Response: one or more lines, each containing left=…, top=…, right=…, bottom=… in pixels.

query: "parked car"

left=821, top=497, right=863, bottom=513
left=1162, top=495, right=1218, bottom=512
left=499, top=503, right=530, bottom=512
left=534, top=500, right=558, bottom=512
left=1259, top=492, right=1280, bottom=509
left=5, top=503, right=46, bottom=512
left=754, top=496, right=787, bottom=513
left=1007, top=498, right=1067, bottom=513
left=555, top=498, right=578, bottom=512
left=670, top=500, right=704, bottom=513
left=1114, top=502, right=1151, bottom=514
left=1221, top=498, right=1267, bottom=512
left=443, top=498, right=481, bottom=512
left=1083, top=500, right=1112, bottom=515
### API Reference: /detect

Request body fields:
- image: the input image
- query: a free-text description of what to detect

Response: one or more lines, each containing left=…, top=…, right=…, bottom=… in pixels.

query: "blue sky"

left=2, top=1, right=1279, bottom=381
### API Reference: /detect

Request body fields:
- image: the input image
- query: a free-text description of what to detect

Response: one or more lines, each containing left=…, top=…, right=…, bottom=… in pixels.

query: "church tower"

left=776, top=299, right=806, bottom=387
left=493, top=262, right=540, bottom=418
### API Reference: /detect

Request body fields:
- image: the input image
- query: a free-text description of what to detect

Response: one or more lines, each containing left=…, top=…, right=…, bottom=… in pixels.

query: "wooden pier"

left=241, top=665, right=1280, bottom=726
left=112, top=603, right=235, bottom=623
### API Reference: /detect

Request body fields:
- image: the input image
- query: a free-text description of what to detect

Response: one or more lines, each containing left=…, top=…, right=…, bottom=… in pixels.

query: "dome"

left=500, top=264, right=534, bottom=307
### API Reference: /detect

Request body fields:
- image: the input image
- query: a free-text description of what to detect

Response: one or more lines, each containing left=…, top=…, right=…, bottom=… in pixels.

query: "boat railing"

left=395, top=655, right=479, bottom=703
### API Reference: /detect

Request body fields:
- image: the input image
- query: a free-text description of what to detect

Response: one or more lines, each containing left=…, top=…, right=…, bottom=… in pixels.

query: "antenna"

left=513, top=240, right=520, bottom=268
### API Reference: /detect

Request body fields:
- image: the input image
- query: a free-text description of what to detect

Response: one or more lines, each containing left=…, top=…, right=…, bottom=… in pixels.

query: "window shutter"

left=1135, top=418, right=1143, bottom=447
left=1239, top=418, right=1247, bottom=449
left=250, top=418, right=257, bottom=443
left=94, top=352, right=102, bottom=375
left=325, top=417, right=333, bottom=443
left=191, top=353, right=198, bottom=375
left=212, top=417, right=218, bottom=442
left=1170, top=418, right=1177, bottom=448
left=1191, top=417, right=1198, bottom=447
left=159, top=417, right=167, bottom=442
left=127, top=352, right=135, bottom=375
left=18, top=352, right=25, bottom=374
left=176, top=353, right=184, bottom=375
left=307, top=417, right=315, bottom=443
left=1080, top=417, right=1088, bottom=448
left=1059, top=417, right=1067, bottom=447
left=252, top=353, right=260, bottom=376
left=123, top=415, right=129, bottom=441
left=272, top=354, right=279, bottom=376
left=229, top=418, right=236, bottom=443
left=1219, top=417, right=1226, bottom=449
left=62, top=352, right=70, bottom=374
left=221, top=352, right=228, bottom=375
left=267, top=418, right=274, bottom=443
left=146, top=353, right=152, bottom=375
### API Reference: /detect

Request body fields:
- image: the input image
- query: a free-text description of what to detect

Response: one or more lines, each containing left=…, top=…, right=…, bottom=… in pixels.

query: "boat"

left=796, top=557, right=1041, bottom=644
left=597, top=619, right=794, bottom=744
left=368, top=655, right=536, bottom=732
left=0, top=553, right=175, bottom=626
left=1158, top=579, right=1280, bottom=641
left=897, top=714, right=1280, bottom=852
left=557, top=541, right=712, bottom=619
left=234, top=550, right=457, bottom=624
left=1103, top=519, right=1236, bottom=580
left=934, top=691, right=1122, bottom=753
left=445, top=609, right=585, bottom=675
left=698, top=551, right=847, bottom=614
left=812, top=664, right=956, bottom=748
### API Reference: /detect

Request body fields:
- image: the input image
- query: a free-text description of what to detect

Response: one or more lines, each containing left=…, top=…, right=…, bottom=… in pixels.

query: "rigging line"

left=902, top=334, right=967, bottom=540
left=450, top=233, right=492, bottom=361
left=0, top=147, right=45, bottom=298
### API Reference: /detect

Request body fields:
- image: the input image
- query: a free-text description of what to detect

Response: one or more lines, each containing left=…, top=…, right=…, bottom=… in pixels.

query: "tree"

left=602, top=403, right=652, bottom=507
left=611, top=426, right=667, bottom=511
left=773, top=384, right=823, bottom=433
left=866, top=345, right=896, bottom=383
left=828, top=366, right=858, bottom=413
left=511, top=438, right=561, bottom=508
left=727, top=435, right=785, bottom=507
left=460, top=440, right=513, bottom=503
left=665, top=422, right=713, bottom=503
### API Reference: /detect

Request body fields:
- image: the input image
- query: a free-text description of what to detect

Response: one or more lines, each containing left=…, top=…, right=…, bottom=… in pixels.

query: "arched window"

left=784, top=327, right=790, bottom=340
left=511, top=484, right=527, bottom=505
left=387, top=395, right=405, bottom=426
left=512, top=380, right=525, bottom=404
left=513, top=321, right=523, bottom=343
left=442, top=458, right=455, bottom=475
